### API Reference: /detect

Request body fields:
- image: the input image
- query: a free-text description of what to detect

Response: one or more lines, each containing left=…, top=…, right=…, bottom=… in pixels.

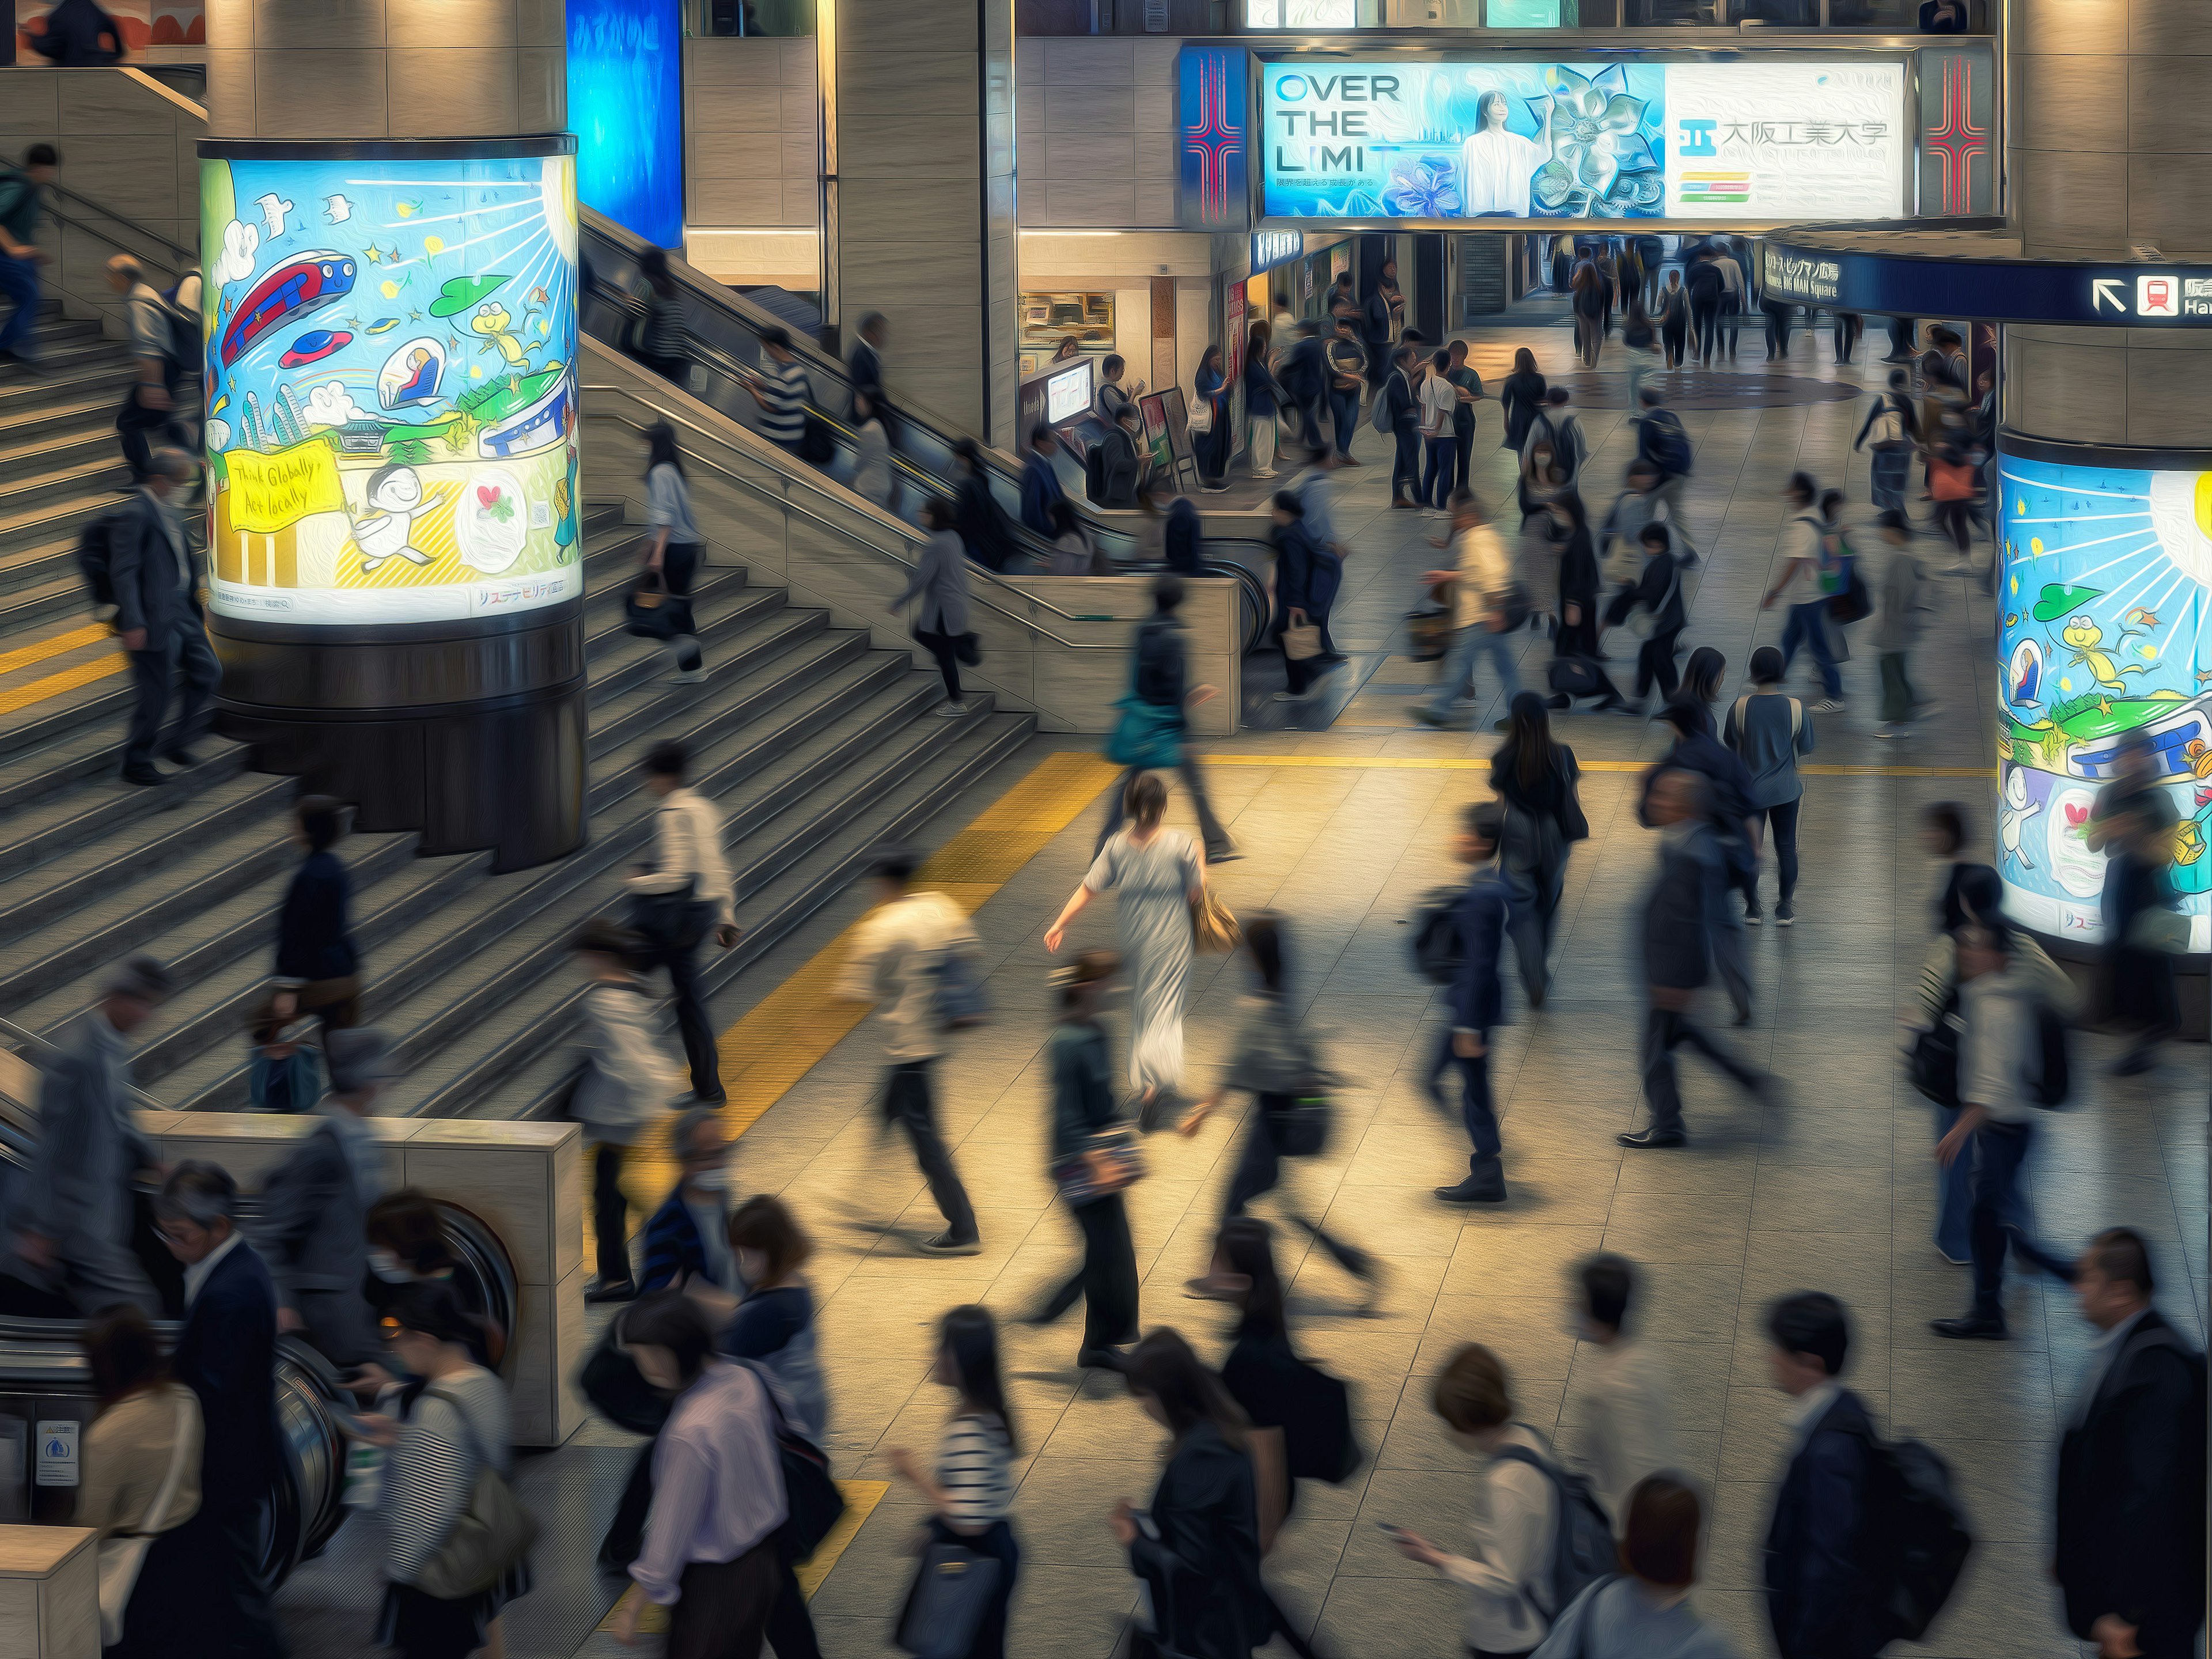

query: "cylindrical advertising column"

left=200, top=9, right=582, bottom=871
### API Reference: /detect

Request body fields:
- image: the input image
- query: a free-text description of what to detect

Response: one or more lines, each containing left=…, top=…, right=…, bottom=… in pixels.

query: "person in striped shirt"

left=749, top=325, right=812, bottom=457
left=889, top=1305, right=1020, bottom=1659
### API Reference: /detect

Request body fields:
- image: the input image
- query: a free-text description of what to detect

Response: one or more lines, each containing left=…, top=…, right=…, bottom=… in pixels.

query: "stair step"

left=0, top=394, right=126, bottom=453
left=0, top=571, right=89, bottom=634
left=0, top=454, right=135, bottom=520
left=0, top=360, right=137, bottom=419
left=0, top=736, right=248, bottom=888
left=0, top=484, right=130, bottom=561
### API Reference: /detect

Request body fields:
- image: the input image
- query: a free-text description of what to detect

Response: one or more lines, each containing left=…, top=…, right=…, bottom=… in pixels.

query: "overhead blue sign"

left=1250, top=229, right=1302, bottom=275
left=1763, top=240, right=2212, bottom=327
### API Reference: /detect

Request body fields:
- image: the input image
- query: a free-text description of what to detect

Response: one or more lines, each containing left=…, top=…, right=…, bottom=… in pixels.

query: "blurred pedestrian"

left=849, top=388, right=892, bottom=509
left=1047, top=498, right=1108, bottom=575
left=274, top=794, right=359, bottom=1032
left=5, top=955, right=171, bottom=1314
left=1388, top=1343, right=1562, bottom=1658
left=950, top=438, right=1017, bottom=572
left=1645, top=699, right=1758, bottom=1020
left=574, top=918, right=686, bottom=1304
left=253, top=1027, right=392, bottom=1367
left=1025, top=950, right=1139, bottom=1368
left=1112, top=1329, right=1272, bottom=1659
left=1722, top=647, right=1814, bottom=925
left=847, top=311, right=887, bottom=407
left=1020, top=424, right=1066, bottom=538
left=1561, top=1255, right=1674, bottom=1529
left=1532, top=1476, right=1737, bottom=1659
left=1415, top=490, right=1522, bottom=730
left=1524, top=387, right=1588, bottom=491
left=1163, top=490, right=1202, bottom=575
left=638, top=420, right=706, bottom=681
left=2088, top=732, right=2181, bottom=1075
left=1430, top=802, right=1513, bottom=1203
left=835, top=846, right=984, bottom=1255
left=747, top=324, right=811, bottom=460
left=1245, top=320, right=1281, bottom=480
left=888, top=1306, right=1022, bottom=1659
left=1871, top=510, right=1928, bottom=737
left=0, top=145, right=58, bottom=369
left=1445, top=337, right=1483, bottom=485
left=1762, top=472, right=1843, bottom=712
left=1266, top=488, right=1339, bottom=703
left=641, top=1107, right=740, bottom=1294
left=1049, top=772, right=1206, bottom=1124
left=108, top=254, right=189, bottom=479
left=1324, top=318, right=1365, bottom=463
left=1656, top=270, right=1688, bottom=369
left=1499, top=348, right=1546, bottom=453
left=1183, top=915, right=1380, bottom=1305
left=30, top=0, right=123, bottom=64
left=1762, top=1293, right=1884, bottom=1659
left=1490, top=692, right=1587, bottom=1004
left=113, top=447, right=219, bottom=785
left=635, top=247, right=689, bottom=385
left=721, top=1195, right=827, bottom=1442
left=1195, top=346, right=1232, bottom=493
left=1096, top=576, right=1233, bottom=858
left=627, top=738, right=740, bottom=1104
left=898, top=497, right=979, bottom=715
left=1621, top=523, right=1688, bottom=713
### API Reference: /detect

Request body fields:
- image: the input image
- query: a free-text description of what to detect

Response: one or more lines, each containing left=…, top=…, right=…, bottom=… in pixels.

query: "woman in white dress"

left=1045, top=771, right=1206, bottom=1122
left=1460, top=90, right=1544, bottom=218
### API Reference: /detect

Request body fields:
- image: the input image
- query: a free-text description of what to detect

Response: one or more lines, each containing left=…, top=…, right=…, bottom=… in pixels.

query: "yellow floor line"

left=0, top=650, right=125, bottom=717
left=593, top=1479, right=892, bottom=1631
left=1176, top=753, right=1996, bottom=778
left=0, top=621, right=110, bottom=677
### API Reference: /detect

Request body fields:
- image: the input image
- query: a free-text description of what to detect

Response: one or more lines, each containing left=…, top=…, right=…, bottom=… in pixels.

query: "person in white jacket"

left=573, top=919, right=686, bottom=1303
left=1415, top=489, right=1522, bottom=730
left=1563, top=1253, right=1675, bottom=1531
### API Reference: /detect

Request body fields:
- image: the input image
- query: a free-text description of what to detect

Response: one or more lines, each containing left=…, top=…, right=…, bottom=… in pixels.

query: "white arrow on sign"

left=2092, top=278, right=2128, bottom=314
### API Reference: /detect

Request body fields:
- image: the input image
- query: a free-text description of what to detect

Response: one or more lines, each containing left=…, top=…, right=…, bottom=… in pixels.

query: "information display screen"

left=1259, top=59, right=1906, bottom=224
left=1995, top=450, right=2212, bottom=949
left=1045, top=361, right=1095, bottom=425
left=200, top=150, right=581, bottom=624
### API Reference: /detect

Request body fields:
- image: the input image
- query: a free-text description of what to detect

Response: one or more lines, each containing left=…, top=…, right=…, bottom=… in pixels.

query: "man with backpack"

left=1424, top=802, right=1513, bottom=1203
left=1093, top=575, right=1233, bottom=862
left=1632, top=384, right=1692, bottom=527
left=1931, top=919, right=2082, bottom=1339
left=111, top=447, right=220, bottom=786
left=0, top=144, right=58, bottom=370
left=107, top=253, right=192, bottom=479
left=1521, top=387, right=1588, bottom=494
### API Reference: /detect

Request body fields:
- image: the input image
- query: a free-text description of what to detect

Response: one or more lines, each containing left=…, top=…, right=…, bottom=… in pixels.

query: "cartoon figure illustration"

left=470, top=301, right=530, bottom=369
left=253, top=192, right=294, bottom=238
left=349, top=464, right=453, bottom=573
left=322, top=194, right=352, bottom=224
left=2060, top=616, right=2149, bottom=695
left=1999, top=766, right=2041, bottom=870
left=2187, top=740, right=2212, bottom=781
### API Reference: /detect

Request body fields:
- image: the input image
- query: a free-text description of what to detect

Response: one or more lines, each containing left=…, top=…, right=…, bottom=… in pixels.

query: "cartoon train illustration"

left=220, top=250, right=358, bottom=367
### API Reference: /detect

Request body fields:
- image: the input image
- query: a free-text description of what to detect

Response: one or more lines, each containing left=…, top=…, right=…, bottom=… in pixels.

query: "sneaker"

left=1338, top=454, right=1363, bottom=467
left=1812, top=698, right=1846, bottom=714
left=1272, top=688, right=1312, bottom=703
left=1392, top=497, right=1419, bottom=510
left=1412, top=706, right=1450, bottom=727
left=919, top=1233, right=983, bottom=1257
left=666, top=668, right=706, bottom=685
left=1775, top=902, right=1794, bottom=926
left=934, top=700, right=970, bottom=717
left=119, top=764, right=165, bottom=787
left=1201, top=483, right=1230, bottom=494
left=1183, top=1274, right=1242, bottom=1301
left=1873, top=724, right=1904, bottom=740
left=1744, top=904, right=1763, bottom=925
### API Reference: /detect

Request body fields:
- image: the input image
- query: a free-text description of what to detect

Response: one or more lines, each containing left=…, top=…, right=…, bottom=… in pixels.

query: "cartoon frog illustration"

left=2060, top=616, right=2148, bottom=695
left=469, top=301, right=530, bottom=370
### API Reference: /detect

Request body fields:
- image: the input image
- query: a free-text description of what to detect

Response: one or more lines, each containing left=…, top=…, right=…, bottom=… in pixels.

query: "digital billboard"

left=569, top=0, right=684, bottom=251
left=1995, top=450, right=2212, bottom=949
left=1259, top=59, right=1906, bottom=223
left=200, top=150, right=582, bottom=626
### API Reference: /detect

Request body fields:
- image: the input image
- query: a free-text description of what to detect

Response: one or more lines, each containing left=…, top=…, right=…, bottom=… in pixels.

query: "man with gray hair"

left=112, top=444, right=218, bottom=785
left=5, top=955, right=171, bottom=1313
left=158, top=1160, right=286, bottom=1658
left=252, top=1028, right=392, bottom=1365
left=105, top=251, right=188, bottom=478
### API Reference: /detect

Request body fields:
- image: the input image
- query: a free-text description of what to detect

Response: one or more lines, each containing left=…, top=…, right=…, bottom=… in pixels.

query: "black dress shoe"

left=1434, top=1177, right=1508, bottom=1204
left=1618, top=1126, right=1687, bottom=1149
left=162, top=747, right=202, bottom=767
left=119, top=764, right=165, bottom=787
left=1077, top=1345, right=1128, bottom=1371
left=585, top=1279, right=638, bottom=1304
left=1931, top=1313, right=2007, bottom=1340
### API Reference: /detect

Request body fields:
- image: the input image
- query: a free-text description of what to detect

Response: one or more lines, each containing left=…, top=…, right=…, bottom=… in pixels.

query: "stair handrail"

left=43, top=180, right=195, bottom=271
left=0, top=1012, right=177, bottom=1118
left=584, top=385, right=1144, bottom=650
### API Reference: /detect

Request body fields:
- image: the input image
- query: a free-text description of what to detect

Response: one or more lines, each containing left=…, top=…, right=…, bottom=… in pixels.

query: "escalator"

left=578, top=209, right=1274, bottom=653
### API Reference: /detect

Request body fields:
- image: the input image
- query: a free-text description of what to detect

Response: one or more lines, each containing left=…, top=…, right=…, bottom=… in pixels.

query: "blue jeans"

left=1427, top=1025, right=1499, bottom=1164
left=1779, top=599, right=1840, bottom=698
left=1421, top=434, right=1456, bottom=508
left=1968, top=1118, right=2075, bottom=1319
left=0, top=253, right=39, bottom=358
left=1933, top=1104, right=1973, bottom=1261
left=1328, top=389, right=1361, bottom=459
left=1420, top=623, right=1522, bottom=726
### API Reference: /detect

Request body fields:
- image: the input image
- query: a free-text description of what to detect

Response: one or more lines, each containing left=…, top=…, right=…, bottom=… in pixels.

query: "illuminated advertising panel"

left=201, top=150, right=581, bottom=625
left=569, top=0, right=684, bottom=250
left=1995, top=448, right=2212, bottom=949
left=1259, top=59, right=1906, bottom=224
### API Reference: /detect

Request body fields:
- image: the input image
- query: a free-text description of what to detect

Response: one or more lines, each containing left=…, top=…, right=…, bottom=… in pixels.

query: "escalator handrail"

left=0, top=1012, right=174, bottom=1118
left=582, top=385, right=1149, bottom=650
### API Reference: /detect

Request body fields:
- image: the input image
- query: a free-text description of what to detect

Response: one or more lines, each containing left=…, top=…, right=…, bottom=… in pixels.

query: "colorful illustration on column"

left=1994, top=451, right=2212, bottom=948
left=200, top=152, right=580, bottom=624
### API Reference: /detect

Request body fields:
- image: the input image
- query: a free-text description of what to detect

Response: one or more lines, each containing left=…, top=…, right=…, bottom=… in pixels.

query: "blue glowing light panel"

left=568, top=0, right=684, bottom=251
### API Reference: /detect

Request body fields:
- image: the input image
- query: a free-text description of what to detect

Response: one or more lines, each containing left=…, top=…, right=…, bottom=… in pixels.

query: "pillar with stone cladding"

left=199, top=0, right=585, bottom=871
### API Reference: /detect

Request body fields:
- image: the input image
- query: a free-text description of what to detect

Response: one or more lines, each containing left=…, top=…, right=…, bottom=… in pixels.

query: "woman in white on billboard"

left=1459, top=90, right=1543, bottom=217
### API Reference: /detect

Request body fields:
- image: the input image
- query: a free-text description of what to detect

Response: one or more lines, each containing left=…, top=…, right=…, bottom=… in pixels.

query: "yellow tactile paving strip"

left=0, top=622, right=123, bottom=718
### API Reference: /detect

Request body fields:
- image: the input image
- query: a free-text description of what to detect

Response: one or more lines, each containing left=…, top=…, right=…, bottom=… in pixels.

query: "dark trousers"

left=1967, top=1119, right=2074, bottom=1319
left=1878, top=650, right=1917, bottom=724
left=214, top=1499, right=288, bottom=1659
left=117, top=376, right=185, bottom=479
left=662, top=539, right=703, bottom=670
left=1832, top=312, right=1861, bottom=362
left=1391, top=424, right=1419, bottom=501
left=638, top=902, right=722, bottom=1103
left=0, top=252, right=39, bottom=358
left=1502, top=857, right=1562, bottom=1003
left=1426, top=1027, right=1501, bottom=1168
left=1098, top=758, right=1231, bottom=857
left=386, top=1584, right=484, bottom=1659
left=1779, top=600, right=1841, bottom=699
left=1758, top=800, right=1801, bottom=905
left=1641, top=1005, right=1758, bottom=1135
left=1634, top=625, right=1681, bottom=702
left=124, top=616, right=221, bottom=771
left=1765, top=306, right=1793, bottom=358
left=916, top=628, right=963, bottom=700
left=1281, top=634, right=1319, bottom=696
left=1662, top=316, right=1688, bottom=368
left=885, top=1060, right=978, bottom=1243
left=1328, top=389, right=1361, bottom=459
left=1036, top=1194, right=1138, bottom=1351
left=1690, top=301, right=1720, bottom=365
left=1225, top=1096, right=1373, bottom=1277
left=1936, top=498, right=1974, bottom=554
left=593, top=1141, right=632, bottom=1286
left=1421, top=434, right=1456, bottom=509
left=668, top=1537, right=783, bottom=1659
left=602, top=1441, right=657, bottom=1569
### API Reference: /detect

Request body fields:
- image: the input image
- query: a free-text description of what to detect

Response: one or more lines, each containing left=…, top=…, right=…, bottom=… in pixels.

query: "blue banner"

left=1179, top=45, right=1250, bottom=232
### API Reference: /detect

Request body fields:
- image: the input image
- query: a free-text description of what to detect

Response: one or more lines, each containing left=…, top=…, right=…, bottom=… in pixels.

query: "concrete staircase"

left=0, top=305, right=1035, bottom=1119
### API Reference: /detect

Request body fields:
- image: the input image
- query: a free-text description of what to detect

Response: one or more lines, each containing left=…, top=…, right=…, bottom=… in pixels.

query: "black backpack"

left=2033, top=1003, right=2071, bottom=1107
left=1843, top=1422, right=1973, bottom=1643
left=1907, top=988, right=1962, bottom=1109
left=1488, top=1442, right=1621, bottom=1620
left=1084, top=440, right=1108, bottom=505
left=1643, top=409, right=1692, bottom=476
left=77, top=508, right=127, bottom=622
left=1410, top=886, right=1464, bottom=985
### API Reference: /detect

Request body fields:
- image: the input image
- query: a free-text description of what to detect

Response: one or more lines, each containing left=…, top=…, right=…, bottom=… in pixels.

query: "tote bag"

left=414, top=1388, right=539, bottom=1600
left=99, top=1391, right=195, bottom=1646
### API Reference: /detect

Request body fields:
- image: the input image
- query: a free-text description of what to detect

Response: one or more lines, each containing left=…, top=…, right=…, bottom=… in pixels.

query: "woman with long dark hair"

left=1499, top=347, right=1546, bottom=452
left=1244, top=320, right=1281, bottom=480
left=1025, top=949, right=1141, bottom=1369
left=1681, top=645, right=1727, bottom=712
left=1550, top=492, right=1603, bottom=664
left=636, top=247, right=690, bottom=385
left=642, top=421, right=704, bottom=681
left=1195, top=344, right=1232, bottom=492
left=1112, top=1330, right=1272, bottom=1659
left=1490, top=693, right=1586, bottom=1006
left=889, top=1305, right=1021, bottom=1659
left=1181, top=915, right=1379, bottom=1308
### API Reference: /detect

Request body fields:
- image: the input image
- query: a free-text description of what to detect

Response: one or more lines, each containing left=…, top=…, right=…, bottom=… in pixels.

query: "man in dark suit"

left=1279, top=321, right=1327, bottom=454
left=1019, top=423, right=1067, bottom=540
left=1429, top=802, right=1512, bottom=1204
left=2055, top=1228, right=2207, bottom=1659
left=1623, top=768, right=1764, bottom=1149
left=847, top=309, right=885, bottom=403
left=111, top=446, right=219, bottom=786
left=1762, top=1291, right=1885, bottom=1659
left=1641, top=698, right=1759, bottom=1024
left=158, top=1161, right=287, bottom=1659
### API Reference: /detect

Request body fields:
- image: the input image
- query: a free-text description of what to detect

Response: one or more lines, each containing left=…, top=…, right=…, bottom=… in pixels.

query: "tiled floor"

left=294, top=302, right=2208, bottom=1659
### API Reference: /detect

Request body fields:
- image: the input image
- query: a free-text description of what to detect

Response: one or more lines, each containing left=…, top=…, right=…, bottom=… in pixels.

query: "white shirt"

left=627, top=787, right=737, bottom=929
left=1568, top=1338, right=1676, bottom=1528
left=1437, top=1422, right=1558, bottom=1654
left=1716, top=255, right=1744, bottom=298
left=1957, top=964, right=2041, bottom=1123
left=183, top=1229, right=247, bottom=1309
left=1418, top=372, right=1458, bottom=439
left=832, top=889, right=980, bottom=1063
left=1783, top=1378, right=1841, bottom=1454
left=1460, top=126, right=1543, bottom=217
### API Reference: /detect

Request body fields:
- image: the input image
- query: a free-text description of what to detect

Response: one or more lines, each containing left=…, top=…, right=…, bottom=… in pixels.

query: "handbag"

left=1493, top=578, right=1532, bottom=634
left=1191, top=886, right=1240, bottom=954
left=1269, top=1090, right=1332, bottom=1158
left=2128, top=907, right=2191, bottom=955
left=414, top=1387, right=540, bottom=1600
left=578, top=1310, right=671, bottom=1438
left=1051, top=1124, right=1146, bottom=1204
left=1283, top=620, right=1322, bottom=660
left=896, top=1537, right=1005, bottom=1659
left=1187, top=397, right=1213, bottom=437
left=623, top=572, right=693, bottom=643
left=731, top=1361, right=845, bottom=1562
left=98, top=1390, right=193, bottom=1646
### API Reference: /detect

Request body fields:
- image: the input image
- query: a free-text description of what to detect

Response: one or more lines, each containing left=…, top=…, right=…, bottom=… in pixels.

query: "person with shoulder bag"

left=359, top=1281, right=534, bottom=1659
left=571, top=920, right=687, bottom=1304
left=1415, top=490, right=1524, bottom=730
left=626, top=739, right=740, bottom=1106
left=1721, top=647, right=1815, bottom=926
left=888, top=1306, right=1022, bottom=1659
left=1490, top=693, right=1586, bottom=1006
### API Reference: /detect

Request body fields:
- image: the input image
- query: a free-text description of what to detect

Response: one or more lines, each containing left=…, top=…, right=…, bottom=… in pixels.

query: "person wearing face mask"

left=640, top=1107, right=741, bottom=1296
left=359, top=1191, right=502, bottom=1377
left=718, top=1195, right=827, bottom=1444
left=252, top=1027, right=393, bottom=1368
